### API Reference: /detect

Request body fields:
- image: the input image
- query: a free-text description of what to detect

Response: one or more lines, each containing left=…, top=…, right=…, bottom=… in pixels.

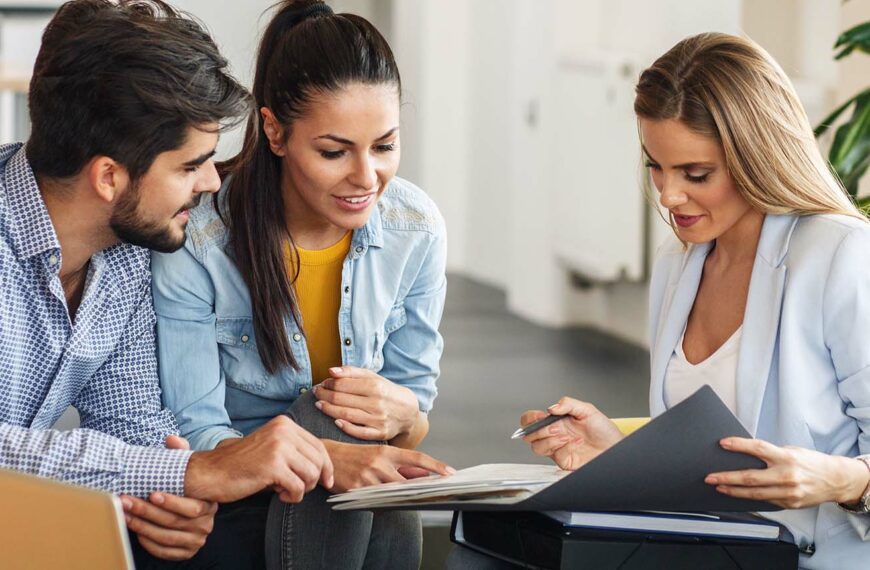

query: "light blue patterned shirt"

left=0, top=143, right=191, bottom=497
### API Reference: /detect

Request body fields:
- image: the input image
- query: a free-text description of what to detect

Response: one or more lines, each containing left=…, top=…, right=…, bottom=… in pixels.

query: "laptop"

left=0, top=468, right=134, bottom=569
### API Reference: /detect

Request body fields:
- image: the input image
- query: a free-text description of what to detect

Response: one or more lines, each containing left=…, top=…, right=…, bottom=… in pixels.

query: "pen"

left=510, top=414, right=567, bottom=440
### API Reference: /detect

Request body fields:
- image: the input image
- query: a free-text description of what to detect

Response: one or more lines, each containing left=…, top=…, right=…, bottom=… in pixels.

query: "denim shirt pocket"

left=215, top=317, right=269, bottom=393
left=371, top=305, right=407, bottom=370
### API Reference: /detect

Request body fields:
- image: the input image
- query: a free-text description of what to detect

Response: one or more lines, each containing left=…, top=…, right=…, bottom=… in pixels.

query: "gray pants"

left=265, top=391, right=422, bottom=570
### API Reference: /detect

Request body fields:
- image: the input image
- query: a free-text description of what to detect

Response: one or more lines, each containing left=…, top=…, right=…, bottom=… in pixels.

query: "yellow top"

left=613, top=417, right=651, bottom=436
left=290, top=232, right=353, bottom=385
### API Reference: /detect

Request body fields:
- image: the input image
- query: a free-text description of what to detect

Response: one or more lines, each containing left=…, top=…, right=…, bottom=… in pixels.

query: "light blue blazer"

left=648, top=213, right=870, bottom=569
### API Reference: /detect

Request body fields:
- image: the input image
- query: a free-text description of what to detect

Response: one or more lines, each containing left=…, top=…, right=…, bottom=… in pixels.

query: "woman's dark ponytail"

left=217, top=0, right=400, bottom=374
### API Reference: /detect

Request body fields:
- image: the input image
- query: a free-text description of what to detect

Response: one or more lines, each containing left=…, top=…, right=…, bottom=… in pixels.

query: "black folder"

left=375, top=386, right=779, bottom=512
left=451, top=511, right=799, bottom=570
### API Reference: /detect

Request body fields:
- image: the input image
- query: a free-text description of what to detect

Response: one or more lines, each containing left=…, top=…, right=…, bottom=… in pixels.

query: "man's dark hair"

left=26, top=0, right=251, bottom=181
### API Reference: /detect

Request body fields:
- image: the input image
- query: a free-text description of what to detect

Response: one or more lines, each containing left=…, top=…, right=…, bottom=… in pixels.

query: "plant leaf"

left=842, top=151, right=870, bottom=197
left=815, top=88, right=870, bottom=137
left=828, top=95, right=870, bottom=197
left=829, top=93, right=870, bottom=165
left=834, top=22, right=870, bottom=59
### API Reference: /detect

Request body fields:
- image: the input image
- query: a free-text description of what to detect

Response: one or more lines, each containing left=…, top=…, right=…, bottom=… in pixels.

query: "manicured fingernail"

left=121, top=498, right=132, bottom=511
left=446, top=466, right=457, bottom=475
left=721, top=439, right=732, bottom=449
left=330, top=367, right=342, bottom=374
left=705, top=476, right=718, bottom=485
left=547, top=404, right=558, bottom=411
left=315, top=401, right=323, bottom=410
left=151, top=493, right=164, bottom=505
left=335, top=419, right=343, bottom=428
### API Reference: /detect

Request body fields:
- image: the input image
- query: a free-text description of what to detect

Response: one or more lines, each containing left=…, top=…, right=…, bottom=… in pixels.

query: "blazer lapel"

left=649, top=241, right=712, bottom=416
left=735, top=214, right=797, bottom=435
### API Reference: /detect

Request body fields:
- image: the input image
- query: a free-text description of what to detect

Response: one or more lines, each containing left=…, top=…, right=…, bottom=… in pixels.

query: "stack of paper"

left=328, top=464, right=567, bottom=511
left=544, top=511, right=782, bottom=541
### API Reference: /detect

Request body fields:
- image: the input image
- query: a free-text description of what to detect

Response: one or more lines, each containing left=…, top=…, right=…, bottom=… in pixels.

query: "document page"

left=328, top=463, right=568, bottom=510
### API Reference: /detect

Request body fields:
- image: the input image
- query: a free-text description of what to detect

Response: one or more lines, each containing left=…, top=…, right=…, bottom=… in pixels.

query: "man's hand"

left=323, top=440, right=454, bottom=493
left=184, top=415, right=334, bottom=504
left=122, top=435, right=216, bottom=561
left=122, top=492, right=217, bottom=561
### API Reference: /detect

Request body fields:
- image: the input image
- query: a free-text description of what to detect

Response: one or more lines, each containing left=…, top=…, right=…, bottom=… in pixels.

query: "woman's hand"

left=322, top=440, right=454, bottom=493
left=313, top=366, right=419, bottom=441
left=705, top=437, right=870, bottom=509
left=521, top=397, right=624, bottom=471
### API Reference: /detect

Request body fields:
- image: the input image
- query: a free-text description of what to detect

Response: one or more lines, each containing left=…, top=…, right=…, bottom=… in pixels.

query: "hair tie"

left=274, top=3, right=333, bottom=31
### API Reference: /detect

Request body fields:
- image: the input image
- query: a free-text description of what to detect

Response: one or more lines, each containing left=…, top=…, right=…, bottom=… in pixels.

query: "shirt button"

left=355, top=246, right=364, bottom=254
left=240, top=335, right=249, bottom=343
left=293, top=333, right=302, bottom=342
left=299, top=387, right=309, bottom=394
left=48, top=255, right=58, bottom=266
left=344, top=338, right=352, bottom=346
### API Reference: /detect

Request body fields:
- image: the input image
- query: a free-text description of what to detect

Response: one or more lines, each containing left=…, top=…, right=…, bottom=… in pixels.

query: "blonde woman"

left=521, top=33, right=870, bottom=568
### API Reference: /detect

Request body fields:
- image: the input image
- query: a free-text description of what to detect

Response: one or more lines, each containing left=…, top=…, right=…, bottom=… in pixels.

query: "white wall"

left=391, top=0, right=743, bottom=345
left=173, top=0, right=277, bottom=159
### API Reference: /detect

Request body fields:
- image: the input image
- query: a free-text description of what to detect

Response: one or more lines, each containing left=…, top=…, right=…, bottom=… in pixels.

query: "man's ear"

left=86, top=156, right=130, bottom=204
left=260, top=107, right=286, bottom=157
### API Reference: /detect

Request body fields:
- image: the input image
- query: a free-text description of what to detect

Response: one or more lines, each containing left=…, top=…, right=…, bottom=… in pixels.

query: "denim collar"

left=348, top=199, right=385, bottom=258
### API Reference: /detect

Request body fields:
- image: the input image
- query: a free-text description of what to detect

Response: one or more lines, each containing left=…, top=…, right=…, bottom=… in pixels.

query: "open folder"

left=329, top=386, right=779, bottom=513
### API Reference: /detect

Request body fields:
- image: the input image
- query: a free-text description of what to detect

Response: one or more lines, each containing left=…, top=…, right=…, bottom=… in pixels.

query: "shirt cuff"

left=118, top=446, right=193, bottom=498
left=192, top=427, right=244, bottom=451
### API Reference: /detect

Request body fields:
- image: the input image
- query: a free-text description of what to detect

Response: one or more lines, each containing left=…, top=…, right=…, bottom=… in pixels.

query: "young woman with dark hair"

left=151, top=1, right=451, bottom=567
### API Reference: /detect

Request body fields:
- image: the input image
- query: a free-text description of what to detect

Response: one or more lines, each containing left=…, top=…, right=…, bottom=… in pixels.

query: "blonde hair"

left=634, top=32, right=864, bottom=224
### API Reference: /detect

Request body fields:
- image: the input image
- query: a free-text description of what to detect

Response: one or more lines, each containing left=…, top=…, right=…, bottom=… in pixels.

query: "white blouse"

left=664, top=326, right=742, bottom=414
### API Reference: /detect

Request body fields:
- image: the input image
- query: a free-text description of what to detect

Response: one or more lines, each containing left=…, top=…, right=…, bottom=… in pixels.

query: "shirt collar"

left=1, top=144, right=61, bottom=260
left=359, top=199, right=384, bottom=249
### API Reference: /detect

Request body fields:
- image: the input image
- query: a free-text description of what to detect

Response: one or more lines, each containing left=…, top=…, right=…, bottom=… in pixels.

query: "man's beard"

left=109, top=183, right=201, bottom=253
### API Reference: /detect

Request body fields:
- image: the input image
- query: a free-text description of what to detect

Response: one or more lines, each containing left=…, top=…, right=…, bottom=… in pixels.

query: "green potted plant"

left=815, top=20, right=870, bottom=207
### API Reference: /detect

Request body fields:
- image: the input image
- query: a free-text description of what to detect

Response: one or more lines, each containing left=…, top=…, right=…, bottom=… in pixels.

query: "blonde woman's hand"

left=313, top=366, right=419, bottom=441
left=521, top=397, right=624, bottom=471
left=705, top=437, right=870, bottom=509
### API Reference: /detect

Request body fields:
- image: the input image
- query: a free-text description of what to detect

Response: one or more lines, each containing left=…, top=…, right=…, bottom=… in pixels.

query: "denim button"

left=344, top=338, right=352, bottom=346
left=355, top=246, right=364, bottom=254
left=240, top=335, right=249, bottom=343
left=293, top=333, right=302, bottom=342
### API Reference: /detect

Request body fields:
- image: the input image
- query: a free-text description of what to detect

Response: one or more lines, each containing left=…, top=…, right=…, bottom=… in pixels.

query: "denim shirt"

left=152, top=176, right=447, bottom=451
